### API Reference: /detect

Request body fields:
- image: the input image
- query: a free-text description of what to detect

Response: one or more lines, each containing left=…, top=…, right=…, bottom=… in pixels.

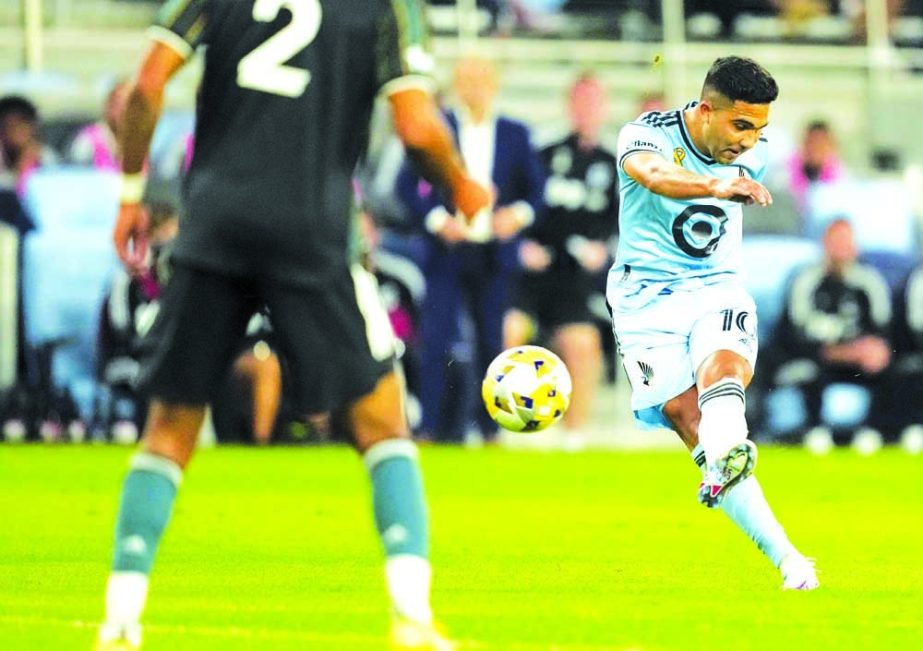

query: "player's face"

left=703, top=99, right=770, bottom=165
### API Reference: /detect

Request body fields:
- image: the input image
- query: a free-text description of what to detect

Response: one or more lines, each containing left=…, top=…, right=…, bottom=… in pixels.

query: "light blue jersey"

left=609, top=101, right=769, bottom=303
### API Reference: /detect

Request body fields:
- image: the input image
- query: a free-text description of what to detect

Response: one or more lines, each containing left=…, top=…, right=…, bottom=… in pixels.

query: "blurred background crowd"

left=2, top=0, right=923, bottom=453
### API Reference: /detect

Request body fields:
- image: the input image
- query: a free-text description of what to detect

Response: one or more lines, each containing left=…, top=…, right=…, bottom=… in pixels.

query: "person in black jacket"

left=504, top=73, right=617, bottom=445
left=777, top=218, right=894, bottom=449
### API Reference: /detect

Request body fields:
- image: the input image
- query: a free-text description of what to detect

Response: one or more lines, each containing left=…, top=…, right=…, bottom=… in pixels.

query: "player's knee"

left=347, top=371, right=413, bottom=453
left=141, top=400, right=205, bottom=468
left=697, top=349, right=753, bottom=388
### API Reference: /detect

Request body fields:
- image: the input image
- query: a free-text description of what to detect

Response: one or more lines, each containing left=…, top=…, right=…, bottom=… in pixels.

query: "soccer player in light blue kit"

left=608, top=57, right=819, bottom=590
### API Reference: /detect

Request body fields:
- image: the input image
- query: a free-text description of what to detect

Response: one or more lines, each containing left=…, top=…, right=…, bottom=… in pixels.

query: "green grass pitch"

left=0, top=444, right=920, bottom=650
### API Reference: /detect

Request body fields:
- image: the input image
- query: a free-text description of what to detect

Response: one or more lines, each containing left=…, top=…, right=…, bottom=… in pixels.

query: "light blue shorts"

left=610, top=281, right=758, bottom=430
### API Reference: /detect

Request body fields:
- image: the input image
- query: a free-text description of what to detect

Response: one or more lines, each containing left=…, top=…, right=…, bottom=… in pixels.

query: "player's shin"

left=691, top=445, right=796, bottom=567
left=364, top=438, right=432, bottom=625
left=101, top=452, right=182, bottom=643
left=696, top=378, right=748, bottom=464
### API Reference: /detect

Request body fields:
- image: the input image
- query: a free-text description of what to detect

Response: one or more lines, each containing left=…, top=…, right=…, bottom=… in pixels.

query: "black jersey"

left=529, top=134, right=618, bottom=272
left=151, top=0, right=433, bottom=286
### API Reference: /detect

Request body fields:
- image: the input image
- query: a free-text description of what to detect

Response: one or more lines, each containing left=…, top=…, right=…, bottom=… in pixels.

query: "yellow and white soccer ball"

left=481, top=345, right=573, bottom=433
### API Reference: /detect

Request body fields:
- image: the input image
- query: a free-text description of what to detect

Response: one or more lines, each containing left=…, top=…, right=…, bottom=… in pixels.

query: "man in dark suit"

left=398, top=56, right=546, bottom=443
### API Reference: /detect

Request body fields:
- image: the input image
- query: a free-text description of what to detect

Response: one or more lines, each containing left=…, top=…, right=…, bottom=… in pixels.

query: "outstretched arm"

left=623, top=152, right=772, bottom=206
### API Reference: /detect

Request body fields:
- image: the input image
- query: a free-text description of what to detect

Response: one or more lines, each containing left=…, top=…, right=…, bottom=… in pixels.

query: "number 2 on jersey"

left=237, top=0, right=322, bottom=98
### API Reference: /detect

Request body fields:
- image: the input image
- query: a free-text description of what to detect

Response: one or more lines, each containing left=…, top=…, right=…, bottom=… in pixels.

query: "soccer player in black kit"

left=505, top=74, right=618, bottom=445
left=97, top=2, right=489, bottom=650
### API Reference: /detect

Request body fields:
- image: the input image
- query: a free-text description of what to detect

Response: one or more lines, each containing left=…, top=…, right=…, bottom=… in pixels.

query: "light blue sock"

left=365, top=439, right=429, bottom=558
left=691, top=444, right=796, bottom=567
left=112, top=452, right=182, bottom=574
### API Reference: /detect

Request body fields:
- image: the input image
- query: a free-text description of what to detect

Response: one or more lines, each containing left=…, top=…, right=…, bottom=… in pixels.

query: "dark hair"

left=702, top=57, right=778, bottom=105
left=806, top=119, right=830, bottom=133
left=0, top=95, right=39, bottom=122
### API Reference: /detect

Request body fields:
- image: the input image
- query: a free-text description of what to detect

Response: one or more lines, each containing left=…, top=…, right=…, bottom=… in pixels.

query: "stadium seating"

left=804, top=179, right=919, bottom=255
left=20, top=167, right=121, bottom=419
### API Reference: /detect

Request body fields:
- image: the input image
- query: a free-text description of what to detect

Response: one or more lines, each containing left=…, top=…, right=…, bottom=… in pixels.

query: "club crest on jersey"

left=673, top=147, right=686, bottom=166
left=637, top=360, right=655, bottom=387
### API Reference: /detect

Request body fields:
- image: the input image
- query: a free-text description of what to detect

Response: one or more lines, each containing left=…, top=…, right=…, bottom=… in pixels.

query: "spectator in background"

left=786, top=119, right=845, bottom=210
left=398, top=55, right=545, bottom=443
left=894, top=264, right=923, bottom=452
left=0, top=95, right=58, bottom=195
left=637, top=90, right=667, bottom=114
left=504, top=73, right=617, bottom=447
left=69, top=79, right=131, bottom=171
left=777, top=218, right=894, bottom=450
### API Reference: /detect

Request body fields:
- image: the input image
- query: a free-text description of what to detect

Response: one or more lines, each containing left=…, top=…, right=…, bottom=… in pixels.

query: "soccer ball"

left=481, top=345, right=572, bottom=433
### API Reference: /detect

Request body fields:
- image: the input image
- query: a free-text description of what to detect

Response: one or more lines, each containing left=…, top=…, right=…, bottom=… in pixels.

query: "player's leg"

left=688, top=294, right=761, bottom=506
left=96, top=267, right=256, bottom=650
left=349, top=370, right=429, bottom=624
left=694, top=349, right=758, bottom=506
left=265, top=266, right=452, bottom=649
left=663, top=387, right=818, bottom=589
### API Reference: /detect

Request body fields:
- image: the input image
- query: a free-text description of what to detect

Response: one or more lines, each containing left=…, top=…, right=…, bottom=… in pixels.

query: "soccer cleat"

left=390, top=617, right=456, bottom=651
left=780, top=552, right=820, bottom=591
left=94, top=623, right=141, bottom=651
left=697, top=440, right=758, bottom=508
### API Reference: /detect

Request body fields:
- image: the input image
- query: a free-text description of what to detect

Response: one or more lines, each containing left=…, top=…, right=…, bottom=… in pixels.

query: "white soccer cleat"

left=780, top=553, right=820, bottom=591
left=94, top=623, right=141, bottom=651
left=697, top=440, right=758, bottom=508
left=390, top=617, right=456, bottom=651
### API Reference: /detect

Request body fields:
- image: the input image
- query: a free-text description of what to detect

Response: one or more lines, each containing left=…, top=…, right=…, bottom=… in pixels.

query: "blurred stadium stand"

left=3, top=0, right=923, bottom=446
left=20, top=168, right=120, bottom=420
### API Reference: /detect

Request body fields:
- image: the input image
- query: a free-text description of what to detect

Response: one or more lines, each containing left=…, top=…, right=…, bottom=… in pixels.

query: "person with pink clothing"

left=787, top=119, right=845, bottom=208
left=69, top=80, right=131, bottom=172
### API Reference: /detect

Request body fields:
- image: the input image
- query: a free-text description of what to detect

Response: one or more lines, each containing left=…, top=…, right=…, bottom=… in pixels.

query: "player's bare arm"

left=389, top=88, right=491, bottom=221
left=113, top=40, right=186, bottom=274
left=623, top=151, right=772, bottom=206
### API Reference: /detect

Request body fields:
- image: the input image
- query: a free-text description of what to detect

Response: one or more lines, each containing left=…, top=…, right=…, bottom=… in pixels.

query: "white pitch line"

left=0, top=613, right=641, bottom=651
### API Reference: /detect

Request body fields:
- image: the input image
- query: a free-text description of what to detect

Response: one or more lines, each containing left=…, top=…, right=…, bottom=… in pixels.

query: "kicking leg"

left=663, top=378, right=818, bottom=590
left=96, top=401, right=204, bottom=650
left=347, top=369, right=453, bottom=650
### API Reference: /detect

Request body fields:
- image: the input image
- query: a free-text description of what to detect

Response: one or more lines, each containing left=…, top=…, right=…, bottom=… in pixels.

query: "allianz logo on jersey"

left=631, top=139, right=660, bottom=151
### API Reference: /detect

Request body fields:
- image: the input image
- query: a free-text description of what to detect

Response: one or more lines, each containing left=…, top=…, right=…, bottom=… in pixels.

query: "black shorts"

left=510, top=270, right=598, bottom=330
left=137, top=262, right=393, bottom=414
